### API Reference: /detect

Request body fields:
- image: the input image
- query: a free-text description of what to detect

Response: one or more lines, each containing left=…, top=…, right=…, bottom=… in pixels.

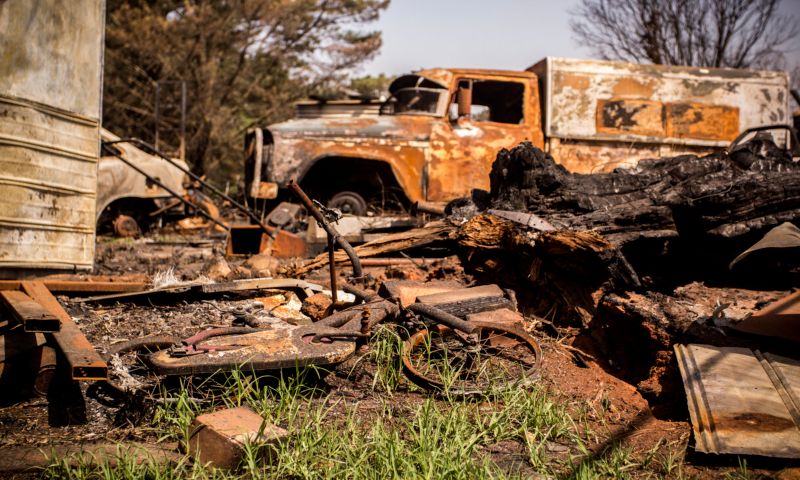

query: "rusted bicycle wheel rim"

left=401, top=320, right=542, bottom=396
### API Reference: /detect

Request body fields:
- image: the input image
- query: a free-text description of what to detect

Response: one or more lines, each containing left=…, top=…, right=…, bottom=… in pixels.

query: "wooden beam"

left=19, top=281, right=106, bottom=381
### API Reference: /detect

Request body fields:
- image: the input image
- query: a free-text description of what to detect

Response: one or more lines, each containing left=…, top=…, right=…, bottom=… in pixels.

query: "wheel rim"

left=327, top=191, right=367, bottom=216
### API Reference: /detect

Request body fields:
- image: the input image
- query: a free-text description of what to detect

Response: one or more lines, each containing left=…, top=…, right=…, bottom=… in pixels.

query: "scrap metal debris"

left=675, top=344, right=800, bottom=458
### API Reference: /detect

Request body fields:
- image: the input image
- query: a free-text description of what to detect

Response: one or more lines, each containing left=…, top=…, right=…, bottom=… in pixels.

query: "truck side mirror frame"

left=457, top=80, right=472, bottom=119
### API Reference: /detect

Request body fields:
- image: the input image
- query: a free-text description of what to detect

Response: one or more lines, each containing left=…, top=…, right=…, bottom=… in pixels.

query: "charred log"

left=455, top=214, right=638, bottom=325
left=486, top=140, right=800, bottom=288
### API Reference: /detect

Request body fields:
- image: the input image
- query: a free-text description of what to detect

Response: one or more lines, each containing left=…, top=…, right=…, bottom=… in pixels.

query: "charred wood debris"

left=3, top=137, right=800, bottom=464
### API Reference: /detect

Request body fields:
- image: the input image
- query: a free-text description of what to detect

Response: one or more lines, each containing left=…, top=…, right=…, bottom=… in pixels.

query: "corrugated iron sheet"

left=0, top=0, right=105, bottom=272
left=675, top=344, right=800, bottom=458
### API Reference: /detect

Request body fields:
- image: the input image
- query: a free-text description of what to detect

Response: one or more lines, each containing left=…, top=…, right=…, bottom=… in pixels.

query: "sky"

left=359, top=0, right=800, bottom=77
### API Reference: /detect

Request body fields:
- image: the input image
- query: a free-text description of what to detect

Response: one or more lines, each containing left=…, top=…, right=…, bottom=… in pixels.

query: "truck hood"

left=267, top=115, right=434, bottom=142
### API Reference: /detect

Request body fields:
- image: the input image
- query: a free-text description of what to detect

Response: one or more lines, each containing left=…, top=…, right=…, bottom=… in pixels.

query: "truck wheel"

left=328, top=191, right=367, bottom=216
left=113, top=214, right=141, bottom=238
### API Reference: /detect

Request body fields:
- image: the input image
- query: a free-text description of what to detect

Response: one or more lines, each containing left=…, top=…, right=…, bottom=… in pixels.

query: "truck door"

left=427, top=77, right=538, bottom=202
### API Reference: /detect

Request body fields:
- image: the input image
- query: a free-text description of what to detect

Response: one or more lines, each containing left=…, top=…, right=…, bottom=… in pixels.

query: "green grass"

left=43, top=345, right=691, bottom=479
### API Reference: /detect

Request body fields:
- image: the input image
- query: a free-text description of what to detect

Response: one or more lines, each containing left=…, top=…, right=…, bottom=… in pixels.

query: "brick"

left=188, top=406, right=288, bottom=469
left=466, top=308, right=525, bottom=329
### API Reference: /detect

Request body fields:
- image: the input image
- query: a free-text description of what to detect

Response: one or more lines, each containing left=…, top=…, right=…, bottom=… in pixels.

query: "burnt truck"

left=245, top=57, right=791, bottom=215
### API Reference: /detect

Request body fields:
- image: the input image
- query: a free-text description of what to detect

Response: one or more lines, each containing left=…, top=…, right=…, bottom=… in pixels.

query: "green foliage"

left=103, top=0, right=390, bottom=180
left=349, top=73, right=395, bottom=99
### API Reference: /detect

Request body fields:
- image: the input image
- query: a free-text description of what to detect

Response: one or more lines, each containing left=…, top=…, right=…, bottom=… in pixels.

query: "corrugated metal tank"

left=0, top=0, right=105, bottom=273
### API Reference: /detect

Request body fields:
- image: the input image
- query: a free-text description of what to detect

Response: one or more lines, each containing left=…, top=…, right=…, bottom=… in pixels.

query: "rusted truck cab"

left=245, top=69, right=544, bottom=213
left=246, top=60, right=790, bottom=214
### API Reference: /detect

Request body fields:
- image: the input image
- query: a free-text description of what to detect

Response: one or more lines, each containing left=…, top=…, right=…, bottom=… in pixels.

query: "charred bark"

left=485, top=140, right=800, bottom=288
left=455, top=214, right=639, bottom=326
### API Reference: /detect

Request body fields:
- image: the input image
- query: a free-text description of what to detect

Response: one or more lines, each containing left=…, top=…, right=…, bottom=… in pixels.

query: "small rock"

left=301, top=293, right=333, bottom=321
left=244, top=254, right=279, bottom=276
left=233, top=265, right=253, bottom=278
left=203, top=256, right=233, bottom=281
left=271, top=292, right=311, bottom=325
left=545, top=442, right=569, bottom=453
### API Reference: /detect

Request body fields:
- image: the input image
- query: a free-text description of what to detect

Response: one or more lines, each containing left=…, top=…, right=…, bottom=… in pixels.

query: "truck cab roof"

left=412, top=68, right=536, bottom=89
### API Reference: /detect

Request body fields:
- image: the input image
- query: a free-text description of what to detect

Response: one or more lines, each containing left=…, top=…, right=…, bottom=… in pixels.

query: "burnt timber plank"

left=416, top=284, right=512, bottom=318
left=20, top=281, right=107, bottom=380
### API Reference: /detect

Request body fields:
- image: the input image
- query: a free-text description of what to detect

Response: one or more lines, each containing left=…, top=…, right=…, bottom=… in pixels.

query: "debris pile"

left=485, top=140, right=800, bottom=287
left=2, top=136, right=800, bottom=475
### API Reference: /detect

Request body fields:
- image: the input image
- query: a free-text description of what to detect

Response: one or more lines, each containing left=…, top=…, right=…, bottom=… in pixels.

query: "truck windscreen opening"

left=380, top=88, right=446, bottom=116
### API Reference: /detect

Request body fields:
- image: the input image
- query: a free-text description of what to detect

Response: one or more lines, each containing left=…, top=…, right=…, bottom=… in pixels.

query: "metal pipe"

left=413, top=201, right=446, bottom=216
left=328, top=235, right=338, bottom=306
left=154, top=81, right=161, bottom=150
left=103, top=138, right=274, bottom=238
left=101, top=143, right=230, bottom=232
left=180, top=80, right=187, bottom=162
left=359, top=258, right=440, bottom=267
left=287, top=179, right=363, bottom=278
left=408, top=303, right=476, bottom=334
left=341, top=284, right=381, bottom=302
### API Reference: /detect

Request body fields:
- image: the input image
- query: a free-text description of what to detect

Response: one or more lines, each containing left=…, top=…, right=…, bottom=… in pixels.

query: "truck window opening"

left=456, top=79, right=525, bottom=124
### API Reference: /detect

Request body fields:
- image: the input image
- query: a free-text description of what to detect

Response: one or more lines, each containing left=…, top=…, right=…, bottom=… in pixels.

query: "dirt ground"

left=1, top=231, right=798, bottom=479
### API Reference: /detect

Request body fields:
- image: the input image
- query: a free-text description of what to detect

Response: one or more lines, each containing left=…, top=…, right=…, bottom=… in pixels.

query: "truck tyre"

left=328, top=191, right=368, bottom=216
left=113, top=214, right=141, bottom=238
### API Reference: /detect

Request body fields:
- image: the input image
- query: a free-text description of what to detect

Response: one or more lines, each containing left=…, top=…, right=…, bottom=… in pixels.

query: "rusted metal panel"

left=427, top=73, right=543, bottom=202
left=668, top=103, right=740, bottom=140
left=21, top=281, right=107, bottom=381
left=0, top=0, right=105, bottom=272
left=596, top=99, right=740, bottom=141
left=0, top=289, right=61, bottom=332
left=265, top=115, right=431, bottom=202
left=529, top=57, right=790, bottom=173
left=294, top=100, right=381, bottom=119
left=596, top=99, right=666, bottom=137
left=147, top=323, right=357, bottom=375
left=0, top=280, right=147, bottom=294
left=675, top=344, right=800, bottom=458
left=548, top=137, right=722, bottom=173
